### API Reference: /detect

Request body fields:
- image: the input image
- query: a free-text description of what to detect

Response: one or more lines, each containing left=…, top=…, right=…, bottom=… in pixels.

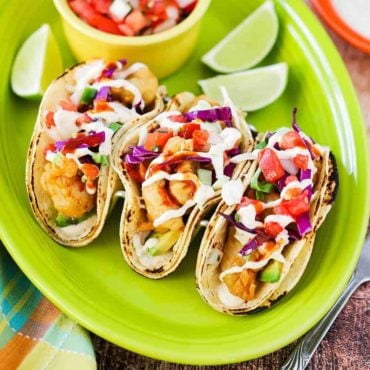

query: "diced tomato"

left=59, top=98, right=77, bottom=112
left=76, top=113, right=93, bottom=126
left=125, top=162, right=147, bottom=183
left=125, top=9, right=148, bottom=33
left=118, top=23, right=135, bottom=36
left=238, top=197, right=264, bottom=215
left=285, top=175, right=298, bottom=185
left=257, top=148, right=285, bottom=183
left=45, top=111, right=55, bottom=128
left=94, top=99, right=114, bottom=112
left=281, top=190, right=310, bottom=218
left=144, top=129, right=173, bottom=151
left=91, top=0, right=111, bottom=14
left=168, top=114, right=187, bottom=123
left=280, top=131, right=305, bottom=150
left=273, top=203, right=291, bottom=216
left=183, top=1, right=197, bottom=14
left=179, top=123, right=201, bottom=139
left=69, top=0, right=122, bottom=34
left=192, top=130, right=209, bottom=152
left=265, top=222, right=283, bottom=238
left=44, top=143, right=56, bottom=155
left=81, top=163, right=100, bottom=180
left=293, top=154, right=309, bottom=170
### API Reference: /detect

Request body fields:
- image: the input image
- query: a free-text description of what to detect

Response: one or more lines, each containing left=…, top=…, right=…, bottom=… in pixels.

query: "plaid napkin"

left=0, top=243, right=96, bottom=369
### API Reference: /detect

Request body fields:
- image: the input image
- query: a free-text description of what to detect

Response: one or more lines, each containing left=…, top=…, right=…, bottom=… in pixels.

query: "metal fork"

left=280, top=230, right=370, bottom=370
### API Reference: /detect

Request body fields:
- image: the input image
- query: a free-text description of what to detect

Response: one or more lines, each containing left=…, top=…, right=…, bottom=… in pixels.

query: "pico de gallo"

left=215, top=117, right=326, bottom=306
left=68, top=0, right=198, bottom=36
left=40, top=59, right=158, bottom=227
left=123, top=98, right=246, bottom=267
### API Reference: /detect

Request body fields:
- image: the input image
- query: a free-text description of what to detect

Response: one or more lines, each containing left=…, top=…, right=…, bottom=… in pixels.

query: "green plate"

left=0, top=0, right=369, bottom=365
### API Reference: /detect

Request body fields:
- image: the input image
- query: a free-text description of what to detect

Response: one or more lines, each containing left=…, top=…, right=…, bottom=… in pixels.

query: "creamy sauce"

left=133, top=232, right=172, bottom=269
left=332, top=0, right=370, bottom=39
left=236, top=205, right=263, bottom=229
left=153, top=199, right=196, bottom=227
left=142, top=171, right=185, bottom=187
left=217, top=283, right=245, bottom=307
left=221, top=179, right=244, bottom=206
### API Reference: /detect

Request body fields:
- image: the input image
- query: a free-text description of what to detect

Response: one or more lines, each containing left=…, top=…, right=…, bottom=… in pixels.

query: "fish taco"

left=113, top=90, right=255, bottom=278
left=26, top=59, right=164, bottom=247
left=196, top=111, right=338, bottom=314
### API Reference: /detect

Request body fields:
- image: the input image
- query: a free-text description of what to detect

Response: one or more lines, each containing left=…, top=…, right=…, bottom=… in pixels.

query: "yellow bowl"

left=53, top=0, right=211, bottom=78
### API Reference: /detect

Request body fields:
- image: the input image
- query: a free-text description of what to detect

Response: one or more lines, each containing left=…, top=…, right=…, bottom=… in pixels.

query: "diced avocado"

left=259, top=260, right=283, bottom=283
left=55, top=211, right=94, bottom=228
left=147, top=230, right=181, bottom=256
left=197, top=168, right=213, bottom=186
left=80, top=87, right=97, bottom=105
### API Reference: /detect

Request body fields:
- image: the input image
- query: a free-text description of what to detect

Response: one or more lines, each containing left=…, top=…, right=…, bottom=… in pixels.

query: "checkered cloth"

left=0, top=243, right=96, bottom=369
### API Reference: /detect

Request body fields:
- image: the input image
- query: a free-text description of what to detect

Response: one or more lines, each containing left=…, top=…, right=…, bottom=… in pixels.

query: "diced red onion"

left=96, top=86, right=110, bottom=101
left=296, top=212, right=312, bottom=236
left=184, top=107, right=232, bottom=123
left=226, top=147, right=240, bottom=157
left=300, top=169, right=311, bottom=181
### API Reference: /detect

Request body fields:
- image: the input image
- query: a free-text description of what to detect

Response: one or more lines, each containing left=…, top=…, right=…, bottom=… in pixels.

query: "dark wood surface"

left=92, top=2, right=370, bottom=368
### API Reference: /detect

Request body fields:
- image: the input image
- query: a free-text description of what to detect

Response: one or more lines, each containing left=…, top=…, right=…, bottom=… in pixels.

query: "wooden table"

left=92, top=2, right=370, bottom=368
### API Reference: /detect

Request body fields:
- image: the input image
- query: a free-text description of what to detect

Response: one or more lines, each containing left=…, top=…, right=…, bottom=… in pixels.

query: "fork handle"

left=280, top=274, right=361, bottom=370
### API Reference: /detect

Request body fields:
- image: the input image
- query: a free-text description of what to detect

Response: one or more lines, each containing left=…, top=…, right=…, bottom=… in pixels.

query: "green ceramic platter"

left=0, top=0, right=369, bottom=365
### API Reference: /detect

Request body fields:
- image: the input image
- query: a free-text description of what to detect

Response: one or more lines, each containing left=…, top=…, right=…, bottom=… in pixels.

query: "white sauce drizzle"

left=221, top=179, right=244, bottom=206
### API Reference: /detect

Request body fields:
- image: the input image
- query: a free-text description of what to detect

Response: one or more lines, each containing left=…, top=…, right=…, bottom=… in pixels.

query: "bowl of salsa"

left=54, top=0, right=211, bottom=78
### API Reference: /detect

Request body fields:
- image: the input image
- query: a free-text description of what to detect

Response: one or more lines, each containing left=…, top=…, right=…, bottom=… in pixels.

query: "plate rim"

left=1, top=0, right=370, bottom=365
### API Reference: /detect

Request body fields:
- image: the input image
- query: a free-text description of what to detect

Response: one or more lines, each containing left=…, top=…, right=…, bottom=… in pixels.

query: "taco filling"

left=40, top=59, right=158, bottom=227
left=123, top=98, right=246, bottom=266
left=216, top=123, right=326, bottom=307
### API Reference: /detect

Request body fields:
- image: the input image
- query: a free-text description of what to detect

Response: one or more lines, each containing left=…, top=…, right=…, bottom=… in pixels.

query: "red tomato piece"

left=144, top=129, right=173, bottom=151
left=59, top=98, right=77, bottom=112
left=257, top=148, right=285, bottom=183
left=91, top=0, right=111, bottom=14
left=179, top=123, right=201, bottom=139
left=280, top=131, right=305, bottom=150
left=192, top=130, right=209, bottom=152
left=282, top=190, right=310, bottom=217
left=238, top=197, right=264, bottom=215
left=45, top=111, right=55, bottom=128
left=69, top=0, right=122, bottom=35
left=169, top=114, right=187, bottom=123
left=273, top=203, right=291, bottom=216
left=62, top=133, right=105, bottom=153
left=125, top=9, right=148, bottom=34
left=265, top=222, right=283, bottom=238
left=81, top=163, right=100, bottom=180
left=293, top=154, right=309, bottom=170
left=118, top=23, right=135, bottom=36
left=285, top=175, right=298, bottom=185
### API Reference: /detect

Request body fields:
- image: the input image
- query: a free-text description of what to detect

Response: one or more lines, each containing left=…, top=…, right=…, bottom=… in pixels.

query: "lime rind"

left=198, top=62, right=288, bottom=111
left=11, top=24, right=63, bottom=101
left=202, top=1, right=279, bottom=73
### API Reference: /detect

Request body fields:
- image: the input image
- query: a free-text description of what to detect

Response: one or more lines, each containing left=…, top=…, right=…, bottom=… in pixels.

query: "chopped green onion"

left=80, top=87, right=97, bottom=105
left=109, top=122, right=122, bottom=133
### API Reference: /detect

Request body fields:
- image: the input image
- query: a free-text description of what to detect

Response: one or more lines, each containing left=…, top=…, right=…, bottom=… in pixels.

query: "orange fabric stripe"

left=0, top=297, right=61, bottom=367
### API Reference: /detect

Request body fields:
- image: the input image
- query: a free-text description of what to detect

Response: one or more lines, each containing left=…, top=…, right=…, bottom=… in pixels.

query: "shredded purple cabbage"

left=224, top=162, right=236, bottom=177
left=296, top=212, right=312, bottom=236
left=55, top=140, right=66, bottom=152
left=239, top=234, right=271, bottom=256
left=125, top=146, right=160, bottom=164
left=277, top=173, right=289, bottom=191
left=227, top=147, right=240, bottom=157
left=102, top=66, right=116, bottom=79
left=96, top=86, right=110, bottom=101
left=219, top=213, right=257, bottom=234
left=184, top=107, right=232, bottom=123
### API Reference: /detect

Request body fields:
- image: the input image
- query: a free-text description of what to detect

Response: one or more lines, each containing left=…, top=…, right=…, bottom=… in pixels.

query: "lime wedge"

left=202, top=1, right=279, bottom=73
left=11, top=24, right=63, bottom=101
left=199, top=62, right=288, bottom=111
